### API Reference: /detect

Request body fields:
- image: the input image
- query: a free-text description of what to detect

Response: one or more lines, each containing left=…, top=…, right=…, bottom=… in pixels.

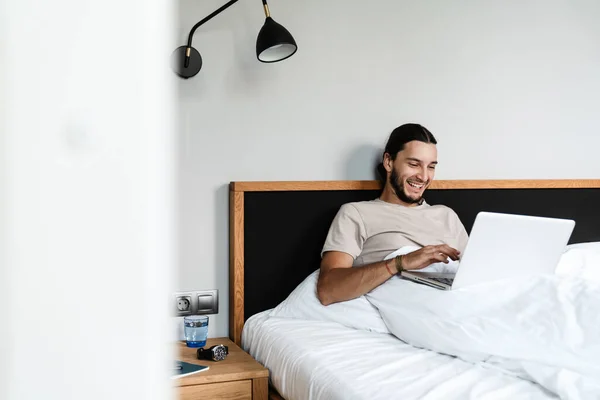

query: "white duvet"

left=366, top=245, right=600, bottom=400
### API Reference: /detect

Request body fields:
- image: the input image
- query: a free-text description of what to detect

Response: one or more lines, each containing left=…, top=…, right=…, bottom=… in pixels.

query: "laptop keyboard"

left=429, top=277, right=454, bottom=286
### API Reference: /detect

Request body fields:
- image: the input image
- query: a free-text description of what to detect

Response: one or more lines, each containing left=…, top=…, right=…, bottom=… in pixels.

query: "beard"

left=390, top=168, right=425, bottom=205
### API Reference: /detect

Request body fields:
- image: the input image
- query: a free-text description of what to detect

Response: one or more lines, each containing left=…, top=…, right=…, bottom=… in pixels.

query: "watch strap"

left=196, top=348, right=210, bottom=360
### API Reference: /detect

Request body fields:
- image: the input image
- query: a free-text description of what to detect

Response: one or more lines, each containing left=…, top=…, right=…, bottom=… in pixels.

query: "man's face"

left=385, top=141, right=438, bottom=205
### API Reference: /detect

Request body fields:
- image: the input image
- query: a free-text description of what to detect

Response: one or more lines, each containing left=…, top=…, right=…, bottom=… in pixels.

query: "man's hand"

left=398, top=244, right=460, bottom=271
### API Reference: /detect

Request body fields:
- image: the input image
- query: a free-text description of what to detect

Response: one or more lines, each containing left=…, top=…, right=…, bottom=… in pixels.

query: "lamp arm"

left=178, top=0, right=283, bottom=72
left=186, top=0, right=242, bottom=48
left=261, top=0, right=270, bottom=18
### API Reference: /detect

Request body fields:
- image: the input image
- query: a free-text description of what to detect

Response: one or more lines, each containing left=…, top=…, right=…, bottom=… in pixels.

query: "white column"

left=0, top=0, right=177, bottom=398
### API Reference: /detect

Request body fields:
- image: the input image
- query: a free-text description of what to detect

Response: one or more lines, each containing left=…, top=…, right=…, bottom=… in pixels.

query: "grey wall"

left=176, top=0, right=600, bottom=337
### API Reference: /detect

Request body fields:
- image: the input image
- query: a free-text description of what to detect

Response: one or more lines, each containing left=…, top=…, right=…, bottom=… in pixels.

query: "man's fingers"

left=437, top=244, right=460, bottom=260
left=431, top=253, right=450, bottom=264
left=420, top=245, right=460, bottom=263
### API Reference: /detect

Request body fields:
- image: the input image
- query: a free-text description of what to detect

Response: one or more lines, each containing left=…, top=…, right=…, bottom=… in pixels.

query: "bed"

left=241, top=310, right=564, bottom=399
left=228, top=179, right=600, bottom=400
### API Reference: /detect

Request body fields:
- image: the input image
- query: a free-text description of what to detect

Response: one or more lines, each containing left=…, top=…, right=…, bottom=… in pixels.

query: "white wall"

left=0, top=1, right=9, bottom=396
left=2, top=0, right=176, bottom=398
left=176, top=0, right=600, bottom=337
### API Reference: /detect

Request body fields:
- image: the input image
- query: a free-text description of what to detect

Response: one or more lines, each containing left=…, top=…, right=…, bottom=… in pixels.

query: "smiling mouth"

left=407, top=180, right=425, bottom=189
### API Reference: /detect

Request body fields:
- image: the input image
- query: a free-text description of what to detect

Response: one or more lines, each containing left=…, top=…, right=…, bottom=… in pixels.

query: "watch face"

left=213, top=345, right=227, bottom=361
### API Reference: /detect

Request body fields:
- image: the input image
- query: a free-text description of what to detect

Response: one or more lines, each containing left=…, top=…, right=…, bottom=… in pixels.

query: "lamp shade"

left=256, top=17, right=297, bottom=63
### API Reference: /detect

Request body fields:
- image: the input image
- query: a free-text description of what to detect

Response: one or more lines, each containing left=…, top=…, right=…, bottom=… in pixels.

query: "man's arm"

left=317, top=244, right=461, bottom=306
left=316, top=251, right=395, bottom=306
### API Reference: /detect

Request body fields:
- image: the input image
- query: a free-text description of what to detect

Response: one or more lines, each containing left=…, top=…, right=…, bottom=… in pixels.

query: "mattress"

left=242, top=311, right=557, bottom=400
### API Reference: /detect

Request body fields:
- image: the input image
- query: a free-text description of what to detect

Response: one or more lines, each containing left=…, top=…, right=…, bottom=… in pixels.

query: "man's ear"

left=383, top=153, right=394, bottom=173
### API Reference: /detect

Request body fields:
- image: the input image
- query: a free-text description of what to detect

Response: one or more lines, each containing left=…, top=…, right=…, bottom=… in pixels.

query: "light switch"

left=198, top=295, right=212, bottom=311
left=196, top=290, right=218, bottom=315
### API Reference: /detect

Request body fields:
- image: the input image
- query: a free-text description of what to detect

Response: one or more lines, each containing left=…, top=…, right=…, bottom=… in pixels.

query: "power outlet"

left=174, top=292, right=193, bottom=316
left=173, top=290, right=218, bottom=317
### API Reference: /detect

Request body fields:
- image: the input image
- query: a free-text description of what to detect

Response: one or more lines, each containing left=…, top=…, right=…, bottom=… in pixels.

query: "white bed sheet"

left=242, top=311, right=557, bottom=400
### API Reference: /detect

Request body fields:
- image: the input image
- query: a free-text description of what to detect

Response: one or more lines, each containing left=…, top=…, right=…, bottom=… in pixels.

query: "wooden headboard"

left=228, top=179, right=600, bottom=345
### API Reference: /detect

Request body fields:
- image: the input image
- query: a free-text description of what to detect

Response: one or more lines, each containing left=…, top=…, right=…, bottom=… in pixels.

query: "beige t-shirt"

left=321, top=198, right=469, bottom=266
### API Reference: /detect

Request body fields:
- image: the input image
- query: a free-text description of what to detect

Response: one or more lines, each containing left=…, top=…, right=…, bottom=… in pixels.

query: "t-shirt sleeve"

left=321, top=204, right=366, bottom=259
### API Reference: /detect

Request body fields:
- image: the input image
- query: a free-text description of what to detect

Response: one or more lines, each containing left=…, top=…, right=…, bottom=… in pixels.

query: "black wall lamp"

left=171, top=0, right=298, bottom=79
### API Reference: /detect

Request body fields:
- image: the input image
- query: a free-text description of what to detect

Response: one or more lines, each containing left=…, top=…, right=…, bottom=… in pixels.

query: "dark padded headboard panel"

left=229, top=180, right=600, bottom=345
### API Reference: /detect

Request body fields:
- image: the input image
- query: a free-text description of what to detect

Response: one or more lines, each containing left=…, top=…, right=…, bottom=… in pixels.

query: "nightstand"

left=175, top=337, right=269, bottom=400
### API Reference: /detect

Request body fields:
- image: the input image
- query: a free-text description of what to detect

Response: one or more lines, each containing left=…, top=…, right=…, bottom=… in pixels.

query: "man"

left=317, top=123, right=469, bottom=306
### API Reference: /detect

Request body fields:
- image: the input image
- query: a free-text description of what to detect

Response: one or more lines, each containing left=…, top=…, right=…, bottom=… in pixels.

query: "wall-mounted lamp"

left=171, top=0, right=297, bottom=79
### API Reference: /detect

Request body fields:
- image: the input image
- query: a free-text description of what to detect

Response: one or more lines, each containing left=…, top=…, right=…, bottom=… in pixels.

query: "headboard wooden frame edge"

left=228, top=179, right=600, bottom=345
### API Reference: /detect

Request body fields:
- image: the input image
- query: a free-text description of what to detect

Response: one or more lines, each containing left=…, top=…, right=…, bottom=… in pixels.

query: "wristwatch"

left=197, top=344, right=229, bottom=362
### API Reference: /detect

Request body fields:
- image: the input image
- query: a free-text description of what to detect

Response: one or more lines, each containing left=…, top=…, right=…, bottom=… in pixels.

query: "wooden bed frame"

left=228, top=179, right=600, bottom=399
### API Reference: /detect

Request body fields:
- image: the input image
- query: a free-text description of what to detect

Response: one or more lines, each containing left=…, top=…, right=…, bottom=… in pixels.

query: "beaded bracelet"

left=394, top=255, right=405, bottom=273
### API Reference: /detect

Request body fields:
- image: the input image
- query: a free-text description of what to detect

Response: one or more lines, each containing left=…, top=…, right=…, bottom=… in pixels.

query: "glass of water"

left=183, top=315, right=208, bottom=348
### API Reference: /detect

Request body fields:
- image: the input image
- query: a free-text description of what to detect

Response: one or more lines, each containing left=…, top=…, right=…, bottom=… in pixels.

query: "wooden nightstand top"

left=175, top=337, right=268, bottom=387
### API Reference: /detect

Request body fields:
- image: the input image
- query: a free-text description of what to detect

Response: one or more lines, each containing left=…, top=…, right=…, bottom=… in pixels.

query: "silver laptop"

left=401, top=212, right=575, bottom=290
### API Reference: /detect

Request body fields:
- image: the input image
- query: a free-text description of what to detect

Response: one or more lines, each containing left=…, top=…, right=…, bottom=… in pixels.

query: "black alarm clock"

left=197, top=344, right=229, bottom=362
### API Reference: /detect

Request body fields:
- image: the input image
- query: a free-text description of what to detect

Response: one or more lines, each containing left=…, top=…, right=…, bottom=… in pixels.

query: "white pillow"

left=556, top=242, right=600, bottom=282
left=269, top=269, right=391, bottom=334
